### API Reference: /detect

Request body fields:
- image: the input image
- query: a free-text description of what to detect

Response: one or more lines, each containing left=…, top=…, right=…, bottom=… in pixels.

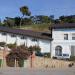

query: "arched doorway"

left=55, top=45, right=62, bottom=56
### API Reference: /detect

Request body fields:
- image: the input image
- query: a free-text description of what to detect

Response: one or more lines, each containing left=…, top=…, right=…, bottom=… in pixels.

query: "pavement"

left=0, top=67, right=75, bottom=75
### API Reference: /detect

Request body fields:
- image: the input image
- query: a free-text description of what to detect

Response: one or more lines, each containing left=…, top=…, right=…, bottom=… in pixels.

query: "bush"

left=0, top=59, right=2, bottom=67
left=69, top=56, right=75, bottom=61
left=28, top=46, right=41, bottom=54
left=52, top=56, right=57, bottom=59
left=0, top=42, right=6, bottom=47
left=35, top=52, right=44, bottom=57
left=18, top=59, right=24, bottom=67
left=6, top=58, right=15, bottom=67
left=7, top=43, right=16, bottom=49
left=43, top=53, right=51, bottom=58
left=68, top=63, right=74, bottom=67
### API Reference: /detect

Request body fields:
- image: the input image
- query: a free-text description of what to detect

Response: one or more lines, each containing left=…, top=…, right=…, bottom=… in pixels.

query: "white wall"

left=0, top=33, right=7, bottom=43
left=39, top=39, right=50, bottom=53
left=0, top=32, right=51, bottom=53
left=52, top=28, right=75, bottom=58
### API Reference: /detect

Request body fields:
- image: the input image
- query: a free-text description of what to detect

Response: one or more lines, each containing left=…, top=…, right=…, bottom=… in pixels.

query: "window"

left=64, top=34, right=68, bottom=40
left=32, top=38, right=37, bottom=41
left=72, top=33, right=75, bottom=40
left=11, top=34, right=16, bottom=37
left=55, top=45, right=62, bottom=56
left=71, top=46, right=75, bottom=56
left=1, top=32, right=7, bottom=36
left=20, top=36, right=26, bottom=39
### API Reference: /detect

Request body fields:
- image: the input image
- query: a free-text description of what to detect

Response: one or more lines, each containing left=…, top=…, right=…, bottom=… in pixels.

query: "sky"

left=0, top=0, right=75, bottom=21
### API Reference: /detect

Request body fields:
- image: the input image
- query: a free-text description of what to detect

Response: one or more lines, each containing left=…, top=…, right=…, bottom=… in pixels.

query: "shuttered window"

left=1, top=32, right=7, bottom=36
left=71, top=46, right=75, bottom=56
left=72, top=33, right=75, bottom=40
left=64, top=34, right=68, bottom=40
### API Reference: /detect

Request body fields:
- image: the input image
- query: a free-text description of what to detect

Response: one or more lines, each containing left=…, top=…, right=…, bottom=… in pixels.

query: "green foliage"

left=70, top=56, right=75, bottom=61
left=14, top=17, right=21, bottom=26
left=6, top=56, right=15, bottom=67
left=19, top=23, right=50, bottom=31
left=22, top=18, right=32, bottom=25
left=44, top=53, right=51, bottom=58
left=0, top=42, right=6, bottom=47
left=28, top=46, right=41, bottom=54
left=59, top=15, right=75, bottom=23
left=3, top=17, right=15, bottom=27
left=30, top=15, right=54, bottom=24
left=20, top=6, right=31, bottom=16
left=0, top=59, right=2, bottom=67
left=20, top=6, right=31, bottom=28
left=7, top=43, right=16, bottom=49
left=18, top=59, right=24, bottom=67
left=6, top=46, right=31, bottom=67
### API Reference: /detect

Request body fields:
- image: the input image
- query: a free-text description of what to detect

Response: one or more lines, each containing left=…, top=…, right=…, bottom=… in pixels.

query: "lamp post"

left=2, top=44, right=7, bottom=67
left=30, top=50, right=33, bottom=68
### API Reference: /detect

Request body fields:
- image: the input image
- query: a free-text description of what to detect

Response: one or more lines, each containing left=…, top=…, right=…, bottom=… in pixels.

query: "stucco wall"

left=52, top=28, right=75, bottom=58
left=0, top=32, right=51, bottom=53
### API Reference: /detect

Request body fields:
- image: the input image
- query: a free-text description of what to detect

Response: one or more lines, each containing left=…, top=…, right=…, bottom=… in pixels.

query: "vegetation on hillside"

left=15, top=23, right=50, bottom=31
left=0, top=5, right=75, bottom=31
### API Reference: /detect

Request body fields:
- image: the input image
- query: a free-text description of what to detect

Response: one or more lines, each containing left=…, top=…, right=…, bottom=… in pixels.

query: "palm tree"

left=20, top=6, right=31, bottom=28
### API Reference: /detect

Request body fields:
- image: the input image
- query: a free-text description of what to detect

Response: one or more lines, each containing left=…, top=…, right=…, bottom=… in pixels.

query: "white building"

left=51, top=23, right=75, bottom=59
left=0, top=23, right=75, bottom=59
left=0, top=26, right=52, bottom=53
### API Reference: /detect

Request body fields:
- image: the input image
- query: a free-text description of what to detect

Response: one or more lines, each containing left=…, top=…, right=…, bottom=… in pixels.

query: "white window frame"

left=64, top=34, right=68, bottom=40
left=72, top=33, right=75, bottom=40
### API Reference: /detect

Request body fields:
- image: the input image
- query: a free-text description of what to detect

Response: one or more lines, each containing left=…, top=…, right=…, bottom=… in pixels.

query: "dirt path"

left=0, top=67, right=75, bottom=75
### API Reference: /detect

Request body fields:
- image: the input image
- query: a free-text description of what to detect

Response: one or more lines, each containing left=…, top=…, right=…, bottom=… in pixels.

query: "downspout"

left=50, top=27, right=53, bottom=58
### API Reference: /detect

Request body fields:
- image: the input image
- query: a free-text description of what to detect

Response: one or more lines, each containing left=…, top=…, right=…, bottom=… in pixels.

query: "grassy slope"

left=18, top=24, right=50, bottom=32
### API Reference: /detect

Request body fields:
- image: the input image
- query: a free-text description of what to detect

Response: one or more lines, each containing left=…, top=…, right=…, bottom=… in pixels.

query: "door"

left=55, top=46, right=62, bottom=56
left=71, top=46, right=75, bottom=56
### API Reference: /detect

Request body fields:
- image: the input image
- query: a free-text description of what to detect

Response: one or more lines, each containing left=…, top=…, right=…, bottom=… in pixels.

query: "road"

left=0, top=67, right=75, bottom=75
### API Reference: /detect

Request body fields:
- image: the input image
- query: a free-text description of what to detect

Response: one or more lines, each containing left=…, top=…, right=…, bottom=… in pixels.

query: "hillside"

left=16, top=24, right=50, bottom=32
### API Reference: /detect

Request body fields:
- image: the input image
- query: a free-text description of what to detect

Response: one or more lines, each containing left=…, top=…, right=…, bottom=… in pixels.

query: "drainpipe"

left=16, top=35, right=17, bottom=48
left=6, top=34, right=7, bottom=45
left=50, top=41, right=52, bottom=58
left=50, top=27, right=53, bottom=58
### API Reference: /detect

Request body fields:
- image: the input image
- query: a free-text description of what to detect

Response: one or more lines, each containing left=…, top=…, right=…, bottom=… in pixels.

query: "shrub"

left=52, top=56, right=57, bottom=59
left=7, top=43, right=16, bottom=49
left=35, top=52, right=44, bottom=57
left=0, top=42, right=6, bottom=47
left=68, top=63, right=74, bottom=67
left=18, top=59, right=24, bottom=67
left=43, top=53, right=51, bottom=58
left=28, top=46, right=41, bottom=54
left=6, top=56, right=15, bottom=67
left=69, top=56, right=75, bottom=61
left=0, top=59, right=2, bottom=67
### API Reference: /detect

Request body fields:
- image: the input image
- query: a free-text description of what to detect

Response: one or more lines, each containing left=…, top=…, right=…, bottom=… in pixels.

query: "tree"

left=3, top=17, right=15, bottom=27
left=54, top=19, right=60, bottom=24
left=6, top=46, right=31, bottom=67
left=59, top=15, right=75, bottom=23
left=22, top=18, right=32, bottom=25
left=20, top=6, right=31, bottom=27
left=14, top=17, right=21, bottom=26
left=28, top=46, right=41, bottom=54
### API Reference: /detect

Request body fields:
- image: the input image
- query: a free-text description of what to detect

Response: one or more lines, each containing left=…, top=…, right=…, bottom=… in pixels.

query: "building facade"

left=0, top=23, right=75, bottom=59
left=51, top=23, right=75, bottom=59
left=0, top=26, right=52, bottom=53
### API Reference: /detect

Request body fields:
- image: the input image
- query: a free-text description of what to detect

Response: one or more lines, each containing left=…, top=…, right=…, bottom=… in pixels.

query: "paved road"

left=0, top=67, right=75, bottom=75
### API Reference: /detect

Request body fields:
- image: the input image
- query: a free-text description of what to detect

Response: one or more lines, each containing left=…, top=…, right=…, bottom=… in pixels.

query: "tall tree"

left=3, top=17, right=15, bottom=27
left=14, top=17, right=21, bottom=26
left=20, top=6, right=31, bottom=27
